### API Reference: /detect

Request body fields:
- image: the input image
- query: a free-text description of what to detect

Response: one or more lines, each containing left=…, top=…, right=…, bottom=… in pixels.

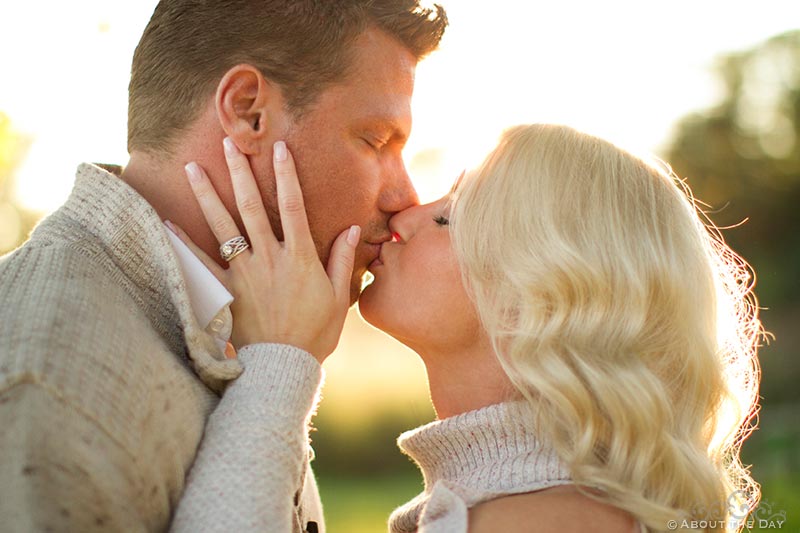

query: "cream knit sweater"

left=390, top=402, right=573, bottom=533
left=0, top=163, right=325, bottom=532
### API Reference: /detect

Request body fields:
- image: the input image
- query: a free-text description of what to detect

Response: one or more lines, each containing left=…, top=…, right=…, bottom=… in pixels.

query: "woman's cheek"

left=413, top=243, right=462, bottom=310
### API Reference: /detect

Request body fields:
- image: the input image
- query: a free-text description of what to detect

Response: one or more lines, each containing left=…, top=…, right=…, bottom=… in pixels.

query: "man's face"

left=265, top=28, right=419, bottom=304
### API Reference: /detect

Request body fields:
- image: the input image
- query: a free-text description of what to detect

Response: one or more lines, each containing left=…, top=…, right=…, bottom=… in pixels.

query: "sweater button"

left=209, top=317, right=225, bottom=333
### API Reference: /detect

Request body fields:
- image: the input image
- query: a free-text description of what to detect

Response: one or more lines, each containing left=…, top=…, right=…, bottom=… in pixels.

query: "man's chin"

left=348, top=284, right=361, bottom=306
left=349, top=267, right=370, bottom=306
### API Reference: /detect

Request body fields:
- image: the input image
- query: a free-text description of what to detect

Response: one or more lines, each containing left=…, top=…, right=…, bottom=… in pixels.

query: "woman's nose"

left=387, top=203, right=425, bottom=243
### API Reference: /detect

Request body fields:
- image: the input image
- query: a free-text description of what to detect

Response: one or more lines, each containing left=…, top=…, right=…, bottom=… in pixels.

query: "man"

left=0, top=1, right=447, bottom=531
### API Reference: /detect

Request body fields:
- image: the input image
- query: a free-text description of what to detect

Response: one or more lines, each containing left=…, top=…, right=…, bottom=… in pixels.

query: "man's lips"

left=365, top=241, right=386, bottom=268
left=369, top=254, right=383, bottom=268
left=363, top=233, right=392, bottom=270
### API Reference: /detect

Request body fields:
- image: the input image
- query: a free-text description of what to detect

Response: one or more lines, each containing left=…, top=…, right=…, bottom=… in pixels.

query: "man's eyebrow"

left=359, top=116, right=410, bottom=143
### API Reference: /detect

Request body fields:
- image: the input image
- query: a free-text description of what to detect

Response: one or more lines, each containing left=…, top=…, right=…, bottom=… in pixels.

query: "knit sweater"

left=390, top=402, right=573, bottom=533
left=0, top=163, right=325, bottom=532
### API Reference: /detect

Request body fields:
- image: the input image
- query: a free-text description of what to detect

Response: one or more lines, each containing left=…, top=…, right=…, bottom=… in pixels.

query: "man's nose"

left=380, top=162, right=419, bottom=214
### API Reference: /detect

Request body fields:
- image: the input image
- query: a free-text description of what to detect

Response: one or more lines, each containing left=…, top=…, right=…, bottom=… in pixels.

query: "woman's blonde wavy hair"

left=449, top=124, right=762, bottom=532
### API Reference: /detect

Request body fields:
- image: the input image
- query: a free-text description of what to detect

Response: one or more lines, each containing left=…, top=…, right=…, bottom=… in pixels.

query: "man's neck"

left=121, top=150, right=227, bottom=269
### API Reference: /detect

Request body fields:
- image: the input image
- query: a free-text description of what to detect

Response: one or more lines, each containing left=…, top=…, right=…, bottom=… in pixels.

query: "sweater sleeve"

left=170, top=343, right=323, bottom=533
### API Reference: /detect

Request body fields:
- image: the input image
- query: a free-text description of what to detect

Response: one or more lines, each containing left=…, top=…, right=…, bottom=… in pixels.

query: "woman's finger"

left=164, top=220, right=230, bottom=287
left=326, top=225, right=361, bottom=308
left=272, top=141, right=315, bottom=256
left=185, top=162, right=246, bottom=251
left=222, top=137, right=279, bottom=253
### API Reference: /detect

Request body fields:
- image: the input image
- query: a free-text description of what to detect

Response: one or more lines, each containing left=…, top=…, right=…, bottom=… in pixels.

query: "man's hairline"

left=131, top=24, right=426, bottom=158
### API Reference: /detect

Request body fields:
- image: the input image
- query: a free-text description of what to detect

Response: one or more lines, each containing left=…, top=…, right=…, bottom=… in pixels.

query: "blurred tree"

left=0, top=112, right=36, bottom=255
left=666, top=30, right=800, bottom=308
left=665, top=31, right=800, bottom=404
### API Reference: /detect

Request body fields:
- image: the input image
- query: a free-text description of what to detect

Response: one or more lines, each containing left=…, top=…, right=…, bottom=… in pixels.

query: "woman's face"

left=359, top=194, right=483, bottom=353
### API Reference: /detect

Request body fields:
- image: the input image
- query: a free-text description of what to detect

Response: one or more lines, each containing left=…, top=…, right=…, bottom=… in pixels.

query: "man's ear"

left=215, top=64, right=276, bottom=155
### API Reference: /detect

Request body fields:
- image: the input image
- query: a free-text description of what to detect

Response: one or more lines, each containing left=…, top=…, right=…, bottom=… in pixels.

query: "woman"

left=171, top=124, right=762, bottom=532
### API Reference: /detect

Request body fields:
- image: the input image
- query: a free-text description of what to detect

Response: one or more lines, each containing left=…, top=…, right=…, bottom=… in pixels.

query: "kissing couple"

left=0, top=2, right=761, bottom=533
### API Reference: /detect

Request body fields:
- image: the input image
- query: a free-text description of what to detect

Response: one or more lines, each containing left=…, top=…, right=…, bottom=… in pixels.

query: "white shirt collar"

left=163, top=223, right=233, bottom=337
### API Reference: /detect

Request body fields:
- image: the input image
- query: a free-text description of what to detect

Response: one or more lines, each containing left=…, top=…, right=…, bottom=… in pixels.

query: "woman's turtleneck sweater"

left=389, top=401, right=573, bottom=533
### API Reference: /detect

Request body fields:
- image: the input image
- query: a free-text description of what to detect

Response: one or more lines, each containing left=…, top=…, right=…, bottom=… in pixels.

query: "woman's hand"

left=169, top=137, right=360, bottom=364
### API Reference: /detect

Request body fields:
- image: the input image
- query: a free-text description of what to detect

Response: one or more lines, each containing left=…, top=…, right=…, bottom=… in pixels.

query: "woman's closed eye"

left=433, top=215, right=449, bottom=226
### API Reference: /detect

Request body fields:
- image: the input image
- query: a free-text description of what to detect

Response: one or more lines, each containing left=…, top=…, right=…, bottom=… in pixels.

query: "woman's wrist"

left=226, top=343, right=323, bottom=412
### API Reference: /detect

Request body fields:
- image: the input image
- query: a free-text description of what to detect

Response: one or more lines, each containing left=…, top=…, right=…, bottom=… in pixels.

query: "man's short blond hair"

left=128, top=0, right=448, bottom=154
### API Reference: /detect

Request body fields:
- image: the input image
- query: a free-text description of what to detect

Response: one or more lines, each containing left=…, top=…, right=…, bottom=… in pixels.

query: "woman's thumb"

left=326, top=225, right=360, bottom=307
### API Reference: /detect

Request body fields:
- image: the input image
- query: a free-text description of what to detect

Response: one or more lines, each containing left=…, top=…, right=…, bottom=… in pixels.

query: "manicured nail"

left=347, top=225, right=361, bottom=246
left=274, top=141, right=287, bottom=162
left=185, top=162, right=201, bottom=183
left=164, top=220, right=177, bottom=233
left=223, top=137, right=237, bottom=156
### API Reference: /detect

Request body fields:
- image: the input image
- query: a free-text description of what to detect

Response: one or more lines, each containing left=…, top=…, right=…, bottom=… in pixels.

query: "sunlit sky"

left=2, top=1, right=798, bottom=213
left=1, top=1, right=797, bottom=412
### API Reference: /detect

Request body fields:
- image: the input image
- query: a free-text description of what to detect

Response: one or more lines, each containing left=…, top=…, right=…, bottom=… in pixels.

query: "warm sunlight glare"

left=2, top=0, right=797, bottom=407
left=2, top=1, right=797, bottom=212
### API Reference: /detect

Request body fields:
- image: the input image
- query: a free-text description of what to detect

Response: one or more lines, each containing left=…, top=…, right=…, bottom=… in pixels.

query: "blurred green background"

left=2, top=29, right=798, bottom=533
left=313, top=35, right=800, bottom=533
left=317, top=30, right=800, bottom=532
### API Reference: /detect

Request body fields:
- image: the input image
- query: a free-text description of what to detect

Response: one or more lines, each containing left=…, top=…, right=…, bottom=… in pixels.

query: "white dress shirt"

left=164, top=223, right=233, bottom=355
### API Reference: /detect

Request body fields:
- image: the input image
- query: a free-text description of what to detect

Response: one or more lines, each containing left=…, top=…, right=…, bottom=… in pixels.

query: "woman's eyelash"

left=433, top=215, right=450, bottom=226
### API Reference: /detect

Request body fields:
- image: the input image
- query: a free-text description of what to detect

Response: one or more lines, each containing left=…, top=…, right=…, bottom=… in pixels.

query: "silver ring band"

left=219, top=236, right=249, bottom=262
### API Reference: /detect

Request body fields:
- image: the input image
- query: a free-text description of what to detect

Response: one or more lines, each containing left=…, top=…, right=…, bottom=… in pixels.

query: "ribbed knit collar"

left=390, top=401, right=572, bottom=532
left=38, top=163, right=242, bottom=393
left=399, top=401, right=570, bottom=492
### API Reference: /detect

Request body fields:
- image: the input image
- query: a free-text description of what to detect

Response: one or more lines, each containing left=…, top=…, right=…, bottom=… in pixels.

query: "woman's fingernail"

left=347, top=225, right=361, bottom=246
left=164, top=220, right=177, bottom=233
left=274, top=141, right=287, bottom=162
left=223, top=137, right=237, bottom=156
left=185, top=162, right=201, bottom=183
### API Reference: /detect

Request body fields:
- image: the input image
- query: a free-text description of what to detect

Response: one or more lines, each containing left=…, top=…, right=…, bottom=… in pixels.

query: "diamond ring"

left=219, top=236, right=249, bottom=262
